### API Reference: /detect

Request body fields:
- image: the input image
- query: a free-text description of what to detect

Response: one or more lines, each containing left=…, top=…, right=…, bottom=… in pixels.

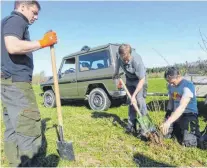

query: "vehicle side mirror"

left=58, top=71, right=62, bottom=78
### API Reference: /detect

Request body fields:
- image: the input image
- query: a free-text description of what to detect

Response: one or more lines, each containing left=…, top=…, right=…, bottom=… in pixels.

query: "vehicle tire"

left=88, top=88, right=111, bottom=111
left=43, top=90, right=56, bottom=108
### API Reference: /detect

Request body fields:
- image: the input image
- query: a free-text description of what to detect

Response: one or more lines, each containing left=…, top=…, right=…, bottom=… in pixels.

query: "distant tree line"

left=32, top=71, right=48, bottom=85
left=147, top=59, right=207, bottom=77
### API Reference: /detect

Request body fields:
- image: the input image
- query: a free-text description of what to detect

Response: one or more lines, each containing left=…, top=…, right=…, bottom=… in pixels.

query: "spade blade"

left=57, top=140, right=75, bottom=161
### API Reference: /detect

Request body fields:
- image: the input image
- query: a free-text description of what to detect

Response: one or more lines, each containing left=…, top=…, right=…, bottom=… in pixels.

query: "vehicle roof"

left=63, top=43, right=121, bottom=59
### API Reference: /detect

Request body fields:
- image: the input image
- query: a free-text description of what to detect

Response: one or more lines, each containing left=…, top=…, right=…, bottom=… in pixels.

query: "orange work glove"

left=39, top=31, right=57, bottom=48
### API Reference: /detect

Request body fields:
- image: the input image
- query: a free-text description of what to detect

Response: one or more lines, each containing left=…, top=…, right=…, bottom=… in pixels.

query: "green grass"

left=1, top=78, right=207, bottom=167
left=147, top=78, right=168, bottom=93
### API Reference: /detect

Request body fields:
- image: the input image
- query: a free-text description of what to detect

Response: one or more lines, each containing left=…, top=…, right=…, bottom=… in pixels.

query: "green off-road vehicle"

left=40, top=43, right=138, bottom=111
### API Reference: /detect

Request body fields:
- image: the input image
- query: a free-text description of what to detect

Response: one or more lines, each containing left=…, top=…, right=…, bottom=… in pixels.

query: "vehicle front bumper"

left=109, top=90, right=126, bottom=98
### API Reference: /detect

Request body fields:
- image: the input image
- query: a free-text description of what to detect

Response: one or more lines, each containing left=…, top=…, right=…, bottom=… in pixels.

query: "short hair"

left=118, top=44, right=132, bottom=56
left=14, top=0, right=41, bottom=10
left=164, top=67, right=180, bottom=79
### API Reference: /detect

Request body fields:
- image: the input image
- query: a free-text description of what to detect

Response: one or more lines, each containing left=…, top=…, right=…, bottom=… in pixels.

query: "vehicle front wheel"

left=88, top=88, right=111, bottom=111
left=43, top=90, right=56, bottom=108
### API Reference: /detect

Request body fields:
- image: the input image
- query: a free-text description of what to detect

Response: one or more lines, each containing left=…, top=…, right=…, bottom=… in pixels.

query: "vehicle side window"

left=79, top=50, right=111, bottom=72
left=91, top=60, right=105, bottom=69
left=60, top=57, right=76, bottom=75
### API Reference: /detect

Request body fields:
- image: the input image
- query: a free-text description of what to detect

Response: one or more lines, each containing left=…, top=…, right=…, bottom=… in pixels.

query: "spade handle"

left=119, top=78, right=142, bottom=117
left=50, top=45, right=64, bottom=129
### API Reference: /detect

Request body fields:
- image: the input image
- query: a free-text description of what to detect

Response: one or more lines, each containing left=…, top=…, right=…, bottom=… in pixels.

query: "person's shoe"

left=136, top=129, right=143, bottom=138
left=125, top=122, right=137, bottom=134
left=198, top=126, right=207, bottom=150
left=125, top=125, right=135, bottom=134
left=198, top=135, right=207, bottom=150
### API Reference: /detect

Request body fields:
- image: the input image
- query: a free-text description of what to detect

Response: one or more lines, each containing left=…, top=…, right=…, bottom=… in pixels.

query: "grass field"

left=1, top=78, right=207, bottom=167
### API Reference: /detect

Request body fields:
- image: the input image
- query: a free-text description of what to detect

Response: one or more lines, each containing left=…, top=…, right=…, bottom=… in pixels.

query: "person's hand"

left=39, top=31, right=57, bottom=48
left=131, top=95, right=137, bottom=105
left=160, top=120, right=171, bottom=135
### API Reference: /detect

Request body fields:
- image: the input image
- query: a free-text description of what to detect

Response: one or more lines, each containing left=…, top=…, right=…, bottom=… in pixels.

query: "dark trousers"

left=126, top=83, right=148, bottom=127
left=166, top=113, right=201, bottom=147
left=1, top=78, right=42, bottom=166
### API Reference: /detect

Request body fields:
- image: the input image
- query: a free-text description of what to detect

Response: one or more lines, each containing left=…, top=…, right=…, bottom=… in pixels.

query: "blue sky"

left=1, top=1, right=207, bottom=76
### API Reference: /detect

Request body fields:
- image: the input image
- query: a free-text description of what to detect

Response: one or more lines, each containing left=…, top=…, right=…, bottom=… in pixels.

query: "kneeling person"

left=161, top=67, right=201, bottom=147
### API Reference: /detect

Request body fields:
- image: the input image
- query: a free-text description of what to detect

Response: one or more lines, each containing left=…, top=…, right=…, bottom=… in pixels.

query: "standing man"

left=113, top=44, right=148, bottom=134
left=1, top=1, right=57, bottom=166
left=160, top=67, right=201, bottom=147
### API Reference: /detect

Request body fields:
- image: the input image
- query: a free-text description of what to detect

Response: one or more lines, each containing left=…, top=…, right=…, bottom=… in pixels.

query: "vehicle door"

left=58, top=57, right=78, bottom=98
